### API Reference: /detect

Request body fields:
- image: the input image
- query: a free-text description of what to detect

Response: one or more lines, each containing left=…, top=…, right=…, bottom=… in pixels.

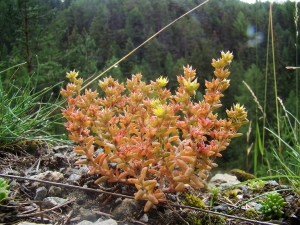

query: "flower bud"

left=150, top=99, right=161, bottom=108
left=221, top=51, right=234, bottom=64
left=153, top=105, right=166, bottom=118
left=66, top=70, right=79, bottom=80
left=157, top=76, right=169, bottom=87
left=211, top=59, right=226, bottom=68
left=183, top=78, right=199, bottom=95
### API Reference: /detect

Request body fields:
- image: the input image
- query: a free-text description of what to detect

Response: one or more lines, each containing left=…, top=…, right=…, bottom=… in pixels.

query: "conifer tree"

left=124, top=7, right=145, bottom=46
left=120, top=38, right=138, bottom=78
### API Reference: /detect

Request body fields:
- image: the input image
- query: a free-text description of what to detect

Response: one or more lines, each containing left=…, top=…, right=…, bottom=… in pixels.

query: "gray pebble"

left=34, top=186, right=47, bottom=201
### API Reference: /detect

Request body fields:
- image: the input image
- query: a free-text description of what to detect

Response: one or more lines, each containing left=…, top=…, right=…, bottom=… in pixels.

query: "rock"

left=254, top=203, right=263, bottom=211
left=111, top=198, right=142, bottom=220
left=34, top=186, right=48, bottom=201
left=139, top=213, right=148, bottom=223
left=266, top=180, right=279, bottom=186
left=52, top=145, right=71, bottom=152
left=76, top=218, right=120, bottom=225
left=67, top=174, right=81, bottom=183
left=64, top=166, right=89, bottom=177
left=29, top=171, right=64, bottom=187
left=17, top=222, right=50, bottom=225
left=94, top=148, right=104, bottom=156
left=169, top=194, right=177, bottom=202
left=76, top=220, right=94, bottom=225
left=96, top=218, right=118, bottom=225
left=290, top=215, right=300, bottom=225
left=236, top=194, right=243, bottom=200
left=209, top=173, right=239, bottom=187
left=43, top=197, right=67, bottom=208
left=79, top=207, right=99, bottom=221
left=114, top=197, right=123, bottom=204
left=211, top=203, right=229, bottom=213
left=48, top=186, right=63, bottom=197
left=279, top=185, right=290, bottom=189
left=50, top=153, right=68, bottom=169
left=9, top=179, right=20, bottom=189
left=285, top=195, right=295, bottom=202
left=54, top=152, right=65, bottom=158
left=239, top=184, right=251, bottom=194
left=220, top=181, right=240, bottom=188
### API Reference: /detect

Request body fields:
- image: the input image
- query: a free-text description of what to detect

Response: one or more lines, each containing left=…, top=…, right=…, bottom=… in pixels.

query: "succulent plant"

left=61, top=51, right=248, bottom=211
left=258, top=191, right=287, bottom=220
left=248, top=180, right=266, bottom=191
left=0, top=178, right=10, bottom=202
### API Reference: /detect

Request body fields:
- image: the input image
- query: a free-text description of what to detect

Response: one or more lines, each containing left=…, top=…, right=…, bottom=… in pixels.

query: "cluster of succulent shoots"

left=0, top=178, right=10, bottom=202
left=61, top=51, right=248, bottom=212
left=259, top=191, right=287, bottom=219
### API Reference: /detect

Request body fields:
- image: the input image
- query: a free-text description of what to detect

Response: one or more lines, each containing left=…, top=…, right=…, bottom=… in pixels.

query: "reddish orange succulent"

left=61, top=51, right=248, bottom=212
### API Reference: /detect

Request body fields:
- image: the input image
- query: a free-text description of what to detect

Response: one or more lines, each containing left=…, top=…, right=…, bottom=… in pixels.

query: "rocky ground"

left=0, top=141, right=299, bottom=225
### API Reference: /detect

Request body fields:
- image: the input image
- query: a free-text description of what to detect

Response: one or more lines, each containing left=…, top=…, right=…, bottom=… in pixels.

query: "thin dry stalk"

left=246, top=120, right=252, bottom=144
left=16, top=198, right=76, bottom=218
left=246, top=143, right=253, bottom=172
left=246, top=120, right=253, bottom=171
left=277, top=97, right=287, bottom=116
left=242, top=81, right=266, bottom=119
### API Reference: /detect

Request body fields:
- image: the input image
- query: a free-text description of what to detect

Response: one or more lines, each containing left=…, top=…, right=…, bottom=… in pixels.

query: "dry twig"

left=16, top=198, right=76, bottom=218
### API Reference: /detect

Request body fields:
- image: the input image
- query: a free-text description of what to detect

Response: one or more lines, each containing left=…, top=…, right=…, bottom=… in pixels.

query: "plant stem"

left=270, top=3, right=281, bottom=153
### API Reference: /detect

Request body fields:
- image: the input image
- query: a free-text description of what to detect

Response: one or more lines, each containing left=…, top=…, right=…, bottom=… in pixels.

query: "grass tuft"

left=0, top=64, right=67, bottom=148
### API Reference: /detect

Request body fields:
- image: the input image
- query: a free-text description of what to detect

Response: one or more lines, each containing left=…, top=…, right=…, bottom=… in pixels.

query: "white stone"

left=139, top=213, right=149, bottom=223
left=209, top=173, right=239, bottom=187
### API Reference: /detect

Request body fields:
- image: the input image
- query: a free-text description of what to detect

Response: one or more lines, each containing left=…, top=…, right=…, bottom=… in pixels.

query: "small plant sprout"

left=248, top=180, right=266, bottom=191
left=210, top=185, right=221, bottom=198
left=209, top=185, right=221, bottom=206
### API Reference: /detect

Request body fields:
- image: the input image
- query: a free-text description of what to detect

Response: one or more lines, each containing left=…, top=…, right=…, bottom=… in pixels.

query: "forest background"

left=0, top=0, right=299, bottom=177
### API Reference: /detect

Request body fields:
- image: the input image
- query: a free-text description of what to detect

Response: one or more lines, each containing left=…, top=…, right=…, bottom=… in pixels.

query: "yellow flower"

left=183, top=78, right=199, bottom=94
left=233, top=103, right=246, bottom=114
left=66, top=70, right=79, bottom=79
left=150, top=98, right=161, bottom=108
left=74, top=78, right=83, bottom=86
left=153, top=105, right=165, bottom=118
left=211, top=59, right=226, bottom=68
left=157, top=76, right=169, bottom=87
left=226, top=103, right=248, bottom=122
left=221, top=51, right=234, bottom=64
